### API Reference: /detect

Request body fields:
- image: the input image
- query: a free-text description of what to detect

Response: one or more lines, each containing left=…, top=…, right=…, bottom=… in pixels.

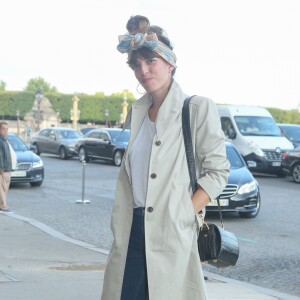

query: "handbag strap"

left=182, top=96, right=224, bottom=228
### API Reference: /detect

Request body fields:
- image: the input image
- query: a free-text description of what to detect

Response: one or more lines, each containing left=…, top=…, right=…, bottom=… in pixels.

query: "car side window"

left=49, top=130, right=56, bottom=139
left=58, top=131, right=64, bottom=139
left=40, top=129, right=50, bottom=137
left=88, top=132, right=101, bottom=139
left=99, top=133, right=109, bottom=141
left=221, top=117, right=236, bottom=139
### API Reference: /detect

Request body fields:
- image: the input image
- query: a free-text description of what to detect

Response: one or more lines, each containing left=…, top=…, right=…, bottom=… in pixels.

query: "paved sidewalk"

left=1, top=212, right=299, bottom=300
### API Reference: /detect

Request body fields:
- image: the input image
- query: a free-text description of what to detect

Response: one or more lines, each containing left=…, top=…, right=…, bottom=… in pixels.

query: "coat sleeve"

left=190, top=96, right=230, bottom=200
left=0, top=142, right=5, bottom=171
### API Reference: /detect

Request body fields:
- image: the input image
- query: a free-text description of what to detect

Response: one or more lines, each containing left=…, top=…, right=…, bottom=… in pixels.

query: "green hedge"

left=0, top=91, right=34, bottom=120
left=0, top=91, right=135, bottom=124
left=266, top=107, right=300, bottom=124
left=1, top=91, right=299, bottom=125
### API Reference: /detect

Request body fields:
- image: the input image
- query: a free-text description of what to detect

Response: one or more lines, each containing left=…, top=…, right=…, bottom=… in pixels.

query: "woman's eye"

left=147, top=59, right=155, bottom=64
left=131, top=63, right=139, bottom=70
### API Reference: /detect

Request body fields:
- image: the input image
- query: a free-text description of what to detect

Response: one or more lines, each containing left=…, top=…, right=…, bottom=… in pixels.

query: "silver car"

left=31, top=127, right=83, bottom=159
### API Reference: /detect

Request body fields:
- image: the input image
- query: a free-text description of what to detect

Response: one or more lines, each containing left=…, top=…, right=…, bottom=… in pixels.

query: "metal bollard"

left=76, top=160, right=91, bottom=204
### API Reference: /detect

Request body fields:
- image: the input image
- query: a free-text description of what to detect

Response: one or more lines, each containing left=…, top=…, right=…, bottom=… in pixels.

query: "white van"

left=217, top=104, right=294, bottom=176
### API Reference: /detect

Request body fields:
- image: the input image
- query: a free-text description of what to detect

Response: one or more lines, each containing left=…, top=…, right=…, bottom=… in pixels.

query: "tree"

left=0, top=80, right=6, bottom=91
left=24, top=76, right=58, bottom=93
left=95, top=91, right=105, bottom=98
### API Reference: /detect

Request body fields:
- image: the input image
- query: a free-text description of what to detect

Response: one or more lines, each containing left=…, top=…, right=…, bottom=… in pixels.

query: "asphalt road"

left=8, top=155, right=300, bottom=297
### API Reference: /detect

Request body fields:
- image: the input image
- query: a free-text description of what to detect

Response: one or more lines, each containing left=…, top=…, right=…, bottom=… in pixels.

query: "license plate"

left=11, top=171, right=26, bottom=177
left=272, top=162, right=281, bottom=167
left=207, top=199, right=229, bottom=207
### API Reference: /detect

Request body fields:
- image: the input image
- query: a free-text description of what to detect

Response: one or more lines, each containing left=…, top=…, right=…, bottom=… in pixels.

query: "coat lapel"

left=155, top=81, right=186, bottom=137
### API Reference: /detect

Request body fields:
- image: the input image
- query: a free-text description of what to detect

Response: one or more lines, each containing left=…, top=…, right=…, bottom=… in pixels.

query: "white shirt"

left=129, top=113, right=156, bottom=208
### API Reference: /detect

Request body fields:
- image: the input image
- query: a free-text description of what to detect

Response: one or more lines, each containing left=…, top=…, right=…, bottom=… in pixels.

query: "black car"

left=7, top=133, right=44, bottom=187
left=80, top=127, right=96, bottom=135
left=281, top=147, right=300, bottom=183
left=206, top=142, right=261, bottom=218
left=278, top=123, right=300, bottom=148
left=75, top=128, right=130, bottom=166
left=31, top=127, right=83, bottom=159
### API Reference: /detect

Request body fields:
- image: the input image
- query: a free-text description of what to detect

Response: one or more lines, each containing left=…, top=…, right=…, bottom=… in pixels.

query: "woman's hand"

left=192, top=187, right=210, bottom=214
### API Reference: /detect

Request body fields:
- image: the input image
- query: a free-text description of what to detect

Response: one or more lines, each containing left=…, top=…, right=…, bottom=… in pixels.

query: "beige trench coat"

left=101, top=81, right=230, bottom=300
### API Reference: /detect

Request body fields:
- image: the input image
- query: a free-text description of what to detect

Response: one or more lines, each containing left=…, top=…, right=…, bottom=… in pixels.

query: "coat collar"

left=131, top=80, right=187, bottom=139
left=155, top=80, right=187, bottom=137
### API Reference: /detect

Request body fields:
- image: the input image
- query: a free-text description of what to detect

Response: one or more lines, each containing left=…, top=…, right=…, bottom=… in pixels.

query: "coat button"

left=147, top=207, right=154, bottom=213
left=150, top=173, right=157, bottom=179
left=155, top=140, right=161, bottom=146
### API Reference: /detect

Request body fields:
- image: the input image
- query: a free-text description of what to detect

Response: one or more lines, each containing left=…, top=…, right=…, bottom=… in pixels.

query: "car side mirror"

left=49, top=134, right=56, bottom=140
left=29, top=144, right=37, bottom=152
left=103, top=138, right=111, bottom=144
left=227, top=128, right=236, bottom=140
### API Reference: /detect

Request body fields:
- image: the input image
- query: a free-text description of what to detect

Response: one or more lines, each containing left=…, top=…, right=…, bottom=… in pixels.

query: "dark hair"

left=126, top=15, right=175, bottom=75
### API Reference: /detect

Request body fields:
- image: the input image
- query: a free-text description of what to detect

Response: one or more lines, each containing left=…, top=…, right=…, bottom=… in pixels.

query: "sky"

left=1, top=0, right=299, bottom=110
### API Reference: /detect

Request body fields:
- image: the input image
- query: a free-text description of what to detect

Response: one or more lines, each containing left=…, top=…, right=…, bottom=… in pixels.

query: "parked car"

left=278, top=123, right=300, bottom=148
left=281, top=147, right=300, bottom=183
left=31, top=127, right=83, bottom=159
left=80, top=127, right=96, bottom=135
left=206, top=142, right=261, bottom=218
left=217, top=105, right=293, bottom=176
left=7, top=133, right=44, bottom=187
left=75, top=128, right=130, bottom=166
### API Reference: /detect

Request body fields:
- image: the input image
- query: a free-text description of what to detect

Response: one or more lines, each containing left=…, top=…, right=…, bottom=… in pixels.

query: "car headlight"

left=32, top=160, right=43, bottom=168
left=248, top=141, right=264, bottom=157
left=238, top=181, right=257, bottom=194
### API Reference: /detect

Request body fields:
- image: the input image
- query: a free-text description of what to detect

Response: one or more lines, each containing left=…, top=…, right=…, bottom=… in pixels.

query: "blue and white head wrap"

left=117, top=32, right=177, bottom=68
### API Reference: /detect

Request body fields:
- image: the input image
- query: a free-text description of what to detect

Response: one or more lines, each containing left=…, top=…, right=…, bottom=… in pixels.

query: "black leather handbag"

left=182, top=96, right=239, bottom=268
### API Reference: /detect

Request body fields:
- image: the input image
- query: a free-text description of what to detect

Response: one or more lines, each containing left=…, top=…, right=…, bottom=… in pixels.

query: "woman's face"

left=133, top=56, right=174, bottom=94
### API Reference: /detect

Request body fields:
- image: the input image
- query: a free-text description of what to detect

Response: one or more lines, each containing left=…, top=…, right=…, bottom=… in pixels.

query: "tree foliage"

left=267, top=107, right=300, bottom=124
left=0, top=89, right=136, bottom=124
left=24, top=76, right=58, bottom=93
left=0, top=80, right=6, bottom=91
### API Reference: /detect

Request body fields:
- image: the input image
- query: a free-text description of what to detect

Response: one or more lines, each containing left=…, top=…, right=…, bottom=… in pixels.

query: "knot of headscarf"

left=117, top=32, right=177, bottom=67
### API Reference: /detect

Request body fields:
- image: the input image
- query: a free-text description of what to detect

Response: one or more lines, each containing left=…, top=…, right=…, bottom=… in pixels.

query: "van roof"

left=217, top=104, right=272, bottom=117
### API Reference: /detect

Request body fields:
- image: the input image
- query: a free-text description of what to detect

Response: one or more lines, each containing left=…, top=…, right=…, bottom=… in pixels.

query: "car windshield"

left=109, top=130, right=130, bottom=143
left=281, top=126, right=300, bottom=142
left=8, top=135, right=28, bottom=152
left=234, top=116, right=282, bottom=137
left=59, top=130, right=82, bottom=139
left=226, top=145, right=245, bottom=169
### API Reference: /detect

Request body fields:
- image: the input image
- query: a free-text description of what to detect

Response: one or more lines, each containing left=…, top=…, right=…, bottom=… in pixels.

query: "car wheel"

left=59, top=147, right=68, bottom=160
left=239, top=192, right=261, bottom=218
left=78, top=147, right=89, bottom=162
left=292, top=163, right=300, bottom=183
left=33, top=143, right=40, bottom=155
left=30, top=180, right=43, bottom=187
left=113, top=150, right=123, bottom=166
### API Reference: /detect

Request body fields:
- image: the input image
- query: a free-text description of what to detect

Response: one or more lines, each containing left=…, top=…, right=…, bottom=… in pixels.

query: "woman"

left=101, top=15, right=230, bottom=300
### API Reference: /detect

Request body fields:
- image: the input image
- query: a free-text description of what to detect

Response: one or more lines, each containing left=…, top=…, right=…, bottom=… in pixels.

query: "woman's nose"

left=139, top=62, right=149, bottom=75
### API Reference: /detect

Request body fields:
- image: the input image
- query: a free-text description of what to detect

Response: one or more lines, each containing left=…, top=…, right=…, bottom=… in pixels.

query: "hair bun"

left=126, top=15, right=150, bottom=35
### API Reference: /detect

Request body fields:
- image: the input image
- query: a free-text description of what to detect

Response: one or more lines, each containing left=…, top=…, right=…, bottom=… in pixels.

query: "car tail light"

left=282, top=152, right=289, bottom=159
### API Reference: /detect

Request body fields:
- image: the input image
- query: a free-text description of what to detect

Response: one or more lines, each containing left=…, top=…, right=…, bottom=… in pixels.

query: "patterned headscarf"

left=117, top=32, right=177, bottom=68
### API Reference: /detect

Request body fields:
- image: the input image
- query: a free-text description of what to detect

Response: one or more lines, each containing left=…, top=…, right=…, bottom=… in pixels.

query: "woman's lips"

left=142, top=77, right=152, bottom=84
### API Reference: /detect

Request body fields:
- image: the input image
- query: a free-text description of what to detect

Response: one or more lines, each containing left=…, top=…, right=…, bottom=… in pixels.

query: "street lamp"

left=70, top=96, right=80, bottom=129
left=16, top=110, right=20, bottom=136
left=121, top=92, right=128, bottom=125
left=35, top=88, right=43, bottom=131
left=104, top=109, right=109, bottom=127
left=56, top=109, right=60, bottom=126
